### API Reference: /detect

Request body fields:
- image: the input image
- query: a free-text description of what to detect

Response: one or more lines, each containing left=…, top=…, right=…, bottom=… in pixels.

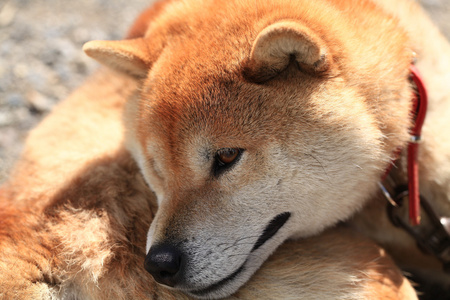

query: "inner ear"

left=243, top=20, right=332, bottom=83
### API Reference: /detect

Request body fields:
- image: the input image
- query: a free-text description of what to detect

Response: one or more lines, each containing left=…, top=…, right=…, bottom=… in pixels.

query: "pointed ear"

left=83, top=38, right=153, bottom=78
left=243, top=21, right=333, bottom=82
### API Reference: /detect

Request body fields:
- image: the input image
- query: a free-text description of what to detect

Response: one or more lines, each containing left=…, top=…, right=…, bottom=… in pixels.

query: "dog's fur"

left=350, top=0, right=450, bottom=285
left=81, top=0, right=450, bottom=298
left=0, top=66, right=416, bottom=299
left=3, top=0, right=450, bottom=298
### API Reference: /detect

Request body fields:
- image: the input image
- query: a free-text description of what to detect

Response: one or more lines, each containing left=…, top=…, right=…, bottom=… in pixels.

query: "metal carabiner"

left=386, top=188, right=450, bottom=271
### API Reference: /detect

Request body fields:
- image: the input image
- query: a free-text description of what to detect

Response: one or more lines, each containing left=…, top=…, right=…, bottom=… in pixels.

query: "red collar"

left=381, top=69, right=450, bottom=269
left=406, top=64, right=428, bottom=225
left=380, top=65, right=428, bottom=225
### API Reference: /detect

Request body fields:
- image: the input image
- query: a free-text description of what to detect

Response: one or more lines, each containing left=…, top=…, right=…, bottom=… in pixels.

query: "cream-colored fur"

left=82, top=0, right=450, bottom=298
left=0, top=67, right=416, bottom=299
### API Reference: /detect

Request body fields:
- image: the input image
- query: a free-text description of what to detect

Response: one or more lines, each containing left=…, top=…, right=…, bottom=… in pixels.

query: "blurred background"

left=0, top=0, right=151, bottom=181
left=0, top=0, right=449, bottom=182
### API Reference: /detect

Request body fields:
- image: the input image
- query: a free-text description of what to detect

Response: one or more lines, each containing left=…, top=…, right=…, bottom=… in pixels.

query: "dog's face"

left=131, top=73, right=386, bottom=299
left=84, top=0, right=412, bottom=298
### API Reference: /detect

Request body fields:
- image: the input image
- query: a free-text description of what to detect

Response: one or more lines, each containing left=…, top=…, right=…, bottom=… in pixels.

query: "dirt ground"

left=0, top=0, right=449, bottom=182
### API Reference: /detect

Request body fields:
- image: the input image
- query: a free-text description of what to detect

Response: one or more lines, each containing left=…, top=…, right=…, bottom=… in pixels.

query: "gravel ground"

left=0, top=0, right=152, bottom=181
left=0, top=0, right=449, bottom=182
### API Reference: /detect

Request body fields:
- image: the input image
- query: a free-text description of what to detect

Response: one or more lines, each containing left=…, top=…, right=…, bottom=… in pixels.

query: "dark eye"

left=213, top=148, right=244, bottom=176
left=217, top=148, right=239, bottom=165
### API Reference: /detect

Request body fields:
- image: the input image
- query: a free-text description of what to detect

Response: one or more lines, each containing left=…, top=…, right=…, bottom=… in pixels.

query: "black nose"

left=144, top=244, right=184, bottom=287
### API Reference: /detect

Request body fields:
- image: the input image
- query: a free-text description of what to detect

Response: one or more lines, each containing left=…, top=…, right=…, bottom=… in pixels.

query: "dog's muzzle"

left=144, top=212, right=291, bottom=292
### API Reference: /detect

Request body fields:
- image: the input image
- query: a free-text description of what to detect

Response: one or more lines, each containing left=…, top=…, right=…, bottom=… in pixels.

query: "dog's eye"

left=213, top=148, right=243, bottom=176
left=217, top=148, right=239, bottom=165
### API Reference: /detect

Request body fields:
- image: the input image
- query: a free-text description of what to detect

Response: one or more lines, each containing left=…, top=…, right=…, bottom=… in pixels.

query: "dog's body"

left=81, top=0, right=450, bottom=298
left=0, top=67, right=416, bottom=299
left=2, top=0, right=449, bottom=298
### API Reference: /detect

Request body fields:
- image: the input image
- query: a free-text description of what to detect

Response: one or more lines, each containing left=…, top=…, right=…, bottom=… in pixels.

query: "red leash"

left=407, top=64, right=428, bottom=225
left=384, top=66, right=450, bottom=268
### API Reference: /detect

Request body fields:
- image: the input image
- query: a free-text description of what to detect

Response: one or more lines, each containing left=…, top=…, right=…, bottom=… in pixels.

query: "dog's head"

left=84, top=0, right=413, bottom=298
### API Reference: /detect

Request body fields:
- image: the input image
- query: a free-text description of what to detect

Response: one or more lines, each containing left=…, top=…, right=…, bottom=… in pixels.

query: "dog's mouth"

left=251, top=212, right=291, bottom=252
left=188, top=263, right=246, bottom=297
left=188, top=212, right=291, bottom=298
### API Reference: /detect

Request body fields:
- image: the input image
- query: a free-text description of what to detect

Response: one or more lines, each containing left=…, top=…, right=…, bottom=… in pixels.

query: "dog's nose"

left=144, top=244, right=184, bottom=287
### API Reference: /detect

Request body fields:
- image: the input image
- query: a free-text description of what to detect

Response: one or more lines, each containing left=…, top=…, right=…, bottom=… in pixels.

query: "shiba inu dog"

left=0, top=61, right=415, bottom=299
left=82, top=0, right=450, bottom=298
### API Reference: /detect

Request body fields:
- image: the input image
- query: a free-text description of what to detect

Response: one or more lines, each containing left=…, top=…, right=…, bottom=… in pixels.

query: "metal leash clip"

left=385, top=186, right=450, bottom=272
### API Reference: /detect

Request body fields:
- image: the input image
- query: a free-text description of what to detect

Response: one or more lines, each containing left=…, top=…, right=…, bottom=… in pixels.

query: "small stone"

left=0, top=2, right=17, bottom=27
left=6, top=93, right=24, bottom=107
left=13, top=63, right=28, bottom=79
left=26, top=90, right=54, bottom=113
left=0, top=110, right=14, bottom=127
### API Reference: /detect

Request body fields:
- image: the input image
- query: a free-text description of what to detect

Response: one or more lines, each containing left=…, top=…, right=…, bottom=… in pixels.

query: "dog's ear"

left=243, top=21, right=333, bottom=82
left=83, top=38, right=153, bottom=78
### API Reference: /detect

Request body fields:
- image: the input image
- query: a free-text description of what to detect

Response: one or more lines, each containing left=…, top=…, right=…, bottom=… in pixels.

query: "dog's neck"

left=377, top=65, right=450, bottom=272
